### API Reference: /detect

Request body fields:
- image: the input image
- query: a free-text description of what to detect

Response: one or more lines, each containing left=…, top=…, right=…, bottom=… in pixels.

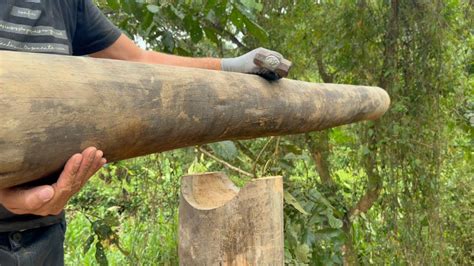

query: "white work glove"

left=221, top=47, right=287, bottom=81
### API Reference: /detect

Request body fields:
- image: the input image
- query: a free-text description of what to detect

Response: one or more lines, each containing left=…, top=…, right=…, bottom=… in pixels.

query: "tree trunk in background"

left=178, top=173, right=284, bottom=265
left=306, top=131, right=333, bottom=185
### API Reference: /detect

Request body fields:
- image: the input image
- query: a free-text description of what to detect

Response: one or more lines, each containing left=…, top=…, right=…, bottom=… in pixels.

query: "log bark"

left=0, top=51, right=390, bottom=188
left=178, top=173, right=284, bottom=265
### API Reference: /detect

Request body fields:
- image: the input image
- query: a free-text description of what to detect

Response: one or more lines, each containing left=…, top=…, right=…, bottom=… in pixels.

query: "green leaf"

left=104, top=209, right=121, bottom=227
left=330, top=128, right=353, bottom=144
left=175, top=47, right=192, bottom=56
left=106, top=0, right=120, bottom=11
left=95, top=242, right=109, bottom=266
left=118, top=17, right=130, bottom=33
left=204, top=0, right=218, bottom=13
left=146, top=4, right=159, bottom=14
left=122, top=0, right=140, bottom=17
left=230, top=7, right=245, bottom=31
left=209, top=141, right=238, bottom=161
left=83, top=235, right=95, bottom=255
left=295, top=243, right=311, bottom=263
left=190, top=27, right=204, bottom=43
left=121, top=0, right=132, bottom=13
left=244, top=18, right=268, bottom=42
left=188, top=158, right=208, bottom=173
left=234, top=5, right=268, bottom=42
left=361, top=145, right=370, bottom=155
left=161, top=31, right=175, bottom=53
left=168, top=5, right=185, bottom=20
left=284, top=191, right=309, bottom=215
left=213, top=0, right=229, bottom=24
left=328, top=215, right=343, bottom=229
left=140, top=11, right=154, bottom=31
left=183, top=15, right=204, bottom=43
left=282, top=143, right=303, bottom=155
left=309, top=214, right=324, bottom=225
left=203, top=27, right=219, bottom=44
left=93, top=222, right=114, bottom=241
left=314, top=228, right=341, bottom=240
left=240, top=0, right=263, bottom=12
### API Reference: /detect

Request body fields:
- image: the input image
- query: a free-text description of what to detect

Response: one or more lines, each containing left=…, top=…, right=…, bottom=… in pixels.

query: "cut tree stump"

left=179, top=173, right=283, bottom=266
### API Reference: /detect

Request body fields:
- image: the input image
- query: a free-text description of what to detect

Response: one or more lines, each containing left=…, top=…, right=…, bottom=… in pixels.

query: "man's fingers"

left=66, top=153, right=83, bottom=177
left=55, top=149, right=90, bottom=200
left=85, top=150, right=105, bottom=179
left=0, top=185, right=54, bottom=215
left=56, top=147, right=100, bottom=197
left=55, top=153, right=83, bottom=191
left=46, top=149, right=93, bottom=214
left=74, top=147, right=97, bottom=181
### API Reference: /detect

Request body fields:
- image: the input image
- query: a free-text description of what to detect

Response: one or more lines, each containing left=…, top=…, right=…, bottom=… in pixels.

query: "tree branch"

left=207, top=21, right=248, bottom=49
left=314, top=48, right=334, bottom=83
left=235, top=141, right=256, bottom=161
left=198, top=147, right=253, bottom=177
left=349, top=182, right=383, bottom=219
left=252, top=137, right=275, bottom=178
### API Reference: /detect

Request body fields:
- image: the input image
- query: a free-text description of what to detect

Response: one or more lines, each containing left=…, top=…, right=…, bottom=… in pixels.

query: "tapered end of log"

left=363, top=86, right=391, bottom=121
left=179, top=173, right=284, bottom=265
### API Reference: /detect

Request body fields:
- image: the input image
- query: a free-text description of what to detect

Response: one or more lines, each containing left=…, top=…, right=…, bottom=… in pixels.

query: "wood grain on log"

left=179, top=173, right=284, bottom=265
left=0, top=51, right=390, bottom=188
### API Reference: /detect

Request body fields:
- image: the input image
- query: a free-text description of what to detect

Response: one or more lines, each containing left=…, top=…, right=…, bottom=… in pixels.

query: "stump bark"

left=179, top=173, right=284, bottom=266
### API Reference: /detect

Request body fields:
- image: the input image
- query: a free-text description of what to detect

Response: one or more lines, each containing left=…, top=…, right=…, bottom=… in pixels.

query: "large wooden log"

left=0, top=51, right=390, bottom=188
left=179, top=173, right=284, bottom=265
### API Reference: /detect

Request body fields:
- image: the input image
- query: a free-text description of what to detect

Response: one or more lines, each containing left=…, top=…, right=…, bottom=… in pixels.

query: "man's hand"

left=221, top=47, right=290, bottom=80
left=0, top=147, right=106, bottom=216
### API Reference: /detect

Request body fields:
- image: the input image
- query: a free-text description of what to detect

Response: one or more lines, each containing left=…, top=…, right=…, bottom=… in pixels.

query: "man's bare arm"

left=90, top=34, right=222, bottom=70
left=90, top=33, right=289, bottom=81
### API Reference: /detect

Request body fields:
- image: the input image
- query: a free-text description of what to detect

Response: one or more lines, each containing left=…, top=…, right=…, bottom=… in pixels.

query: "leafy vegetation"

left=65, top=0, right=473, bottom=265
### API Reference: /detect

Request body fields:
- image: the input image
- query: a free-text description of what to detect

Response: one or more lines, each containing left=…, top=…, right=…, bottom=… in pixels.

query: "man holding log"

left=0, top=0, right=287, bottom=264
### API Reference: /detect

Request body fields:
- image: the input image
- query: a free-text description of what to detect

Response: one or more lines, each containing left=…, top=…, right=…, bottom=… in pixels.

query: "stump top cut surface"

left=181, top=172, right=240, bottom=210
left=181, top=173, right=283, bottom=210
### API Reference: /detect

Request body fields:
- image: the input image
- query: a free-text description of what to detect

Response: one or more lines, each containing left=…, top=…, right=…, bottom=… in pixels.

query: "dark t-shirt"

left=0, top=0, right=121, bottom=232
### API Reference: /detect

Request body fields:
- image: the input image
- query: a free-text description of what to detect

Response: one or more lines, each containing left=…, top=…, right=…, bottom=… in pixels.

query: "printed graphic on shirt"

left=0, top=20, right=67, bottom=39
left=11, top=6, right=42, bottom=20
left=0, top=0, right=71, bottom=54
left=0, top=37, right=69, bottom=53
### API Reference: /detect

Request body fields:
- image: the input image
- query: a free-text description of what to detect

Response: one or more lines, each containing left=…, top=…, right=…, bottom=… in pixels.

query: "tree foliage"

left=96, top=0, right=268, bottom=55
left=66, top=0, right=473, bottom=265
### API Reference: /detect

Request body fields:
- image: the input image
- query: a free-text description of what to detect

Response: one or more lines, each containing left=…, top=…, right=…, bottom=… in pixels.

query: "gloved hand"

left=221, top=47, right=290, bottom=81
